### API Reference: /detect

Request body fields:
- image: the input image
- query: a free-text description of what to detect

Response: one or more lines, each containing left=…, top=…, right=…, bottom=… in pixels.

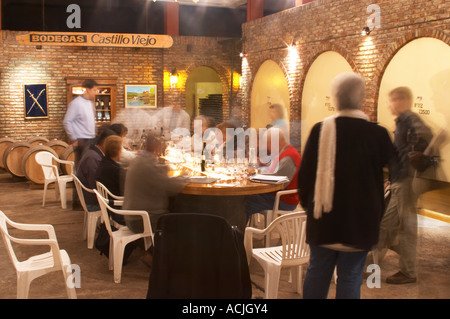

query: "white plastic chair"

left=72, top=174, right=101, bottom=249
left=251, top=189, right=305, bottom=247
left=267, top=189, right=305, bottom=224
left=96, top=181, right=124, bottom=207
left=35, top=151, right=74, bottom=209
left=94, top=189, right=154, bottom=283
left=244, top=212, right=309, bottom=299
left=0, top=210, right=77, bottom=299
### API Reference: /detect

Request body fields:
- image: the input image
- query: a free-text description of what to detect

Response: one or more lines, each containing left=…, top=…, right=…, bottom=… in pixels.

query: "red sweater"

left=270, top=145, right=301, bottom=205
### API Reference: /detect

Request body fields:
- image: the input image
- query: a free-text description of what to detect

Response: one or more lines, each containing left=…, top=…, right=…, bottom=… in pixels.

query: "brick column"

left=164, top=2, right=179, bottom=36
left=247, top=0, right=264, bottom=22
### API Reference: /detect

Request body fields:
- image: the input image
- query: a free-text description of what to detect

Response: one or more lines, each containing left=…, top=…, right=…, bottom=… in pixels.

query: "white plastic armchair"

left=72, top=174, right=102, bottom=249
left=268, top=189, right=305, bottom=224
left=35, top=151, right=74, bottom=209
left=244, top=212, right=309, bottom=299
left=96, top=181, right=124, bottom=207
left=0, top=210, right=77, bottom=299
left=94, top=189, right=154, bottom=284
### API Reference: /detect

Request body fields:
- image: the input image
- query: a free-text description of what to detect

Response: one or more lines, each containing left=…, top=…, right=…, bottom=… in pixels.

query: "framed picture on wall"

left=24, top=84, right=48, bottom=119
left=125, top=84, right=157, bottom=108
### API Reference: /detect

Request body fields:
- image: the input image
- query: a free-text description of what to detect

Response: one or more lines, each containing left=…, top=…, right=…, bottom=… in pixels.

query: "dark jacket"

left=95, top=157, right=125, bottom=198
left=298, top=117, right=395, bottom=250
left=389, top=110, right=433, bottom=183
left=95, top=156, right=126, bottom=224
left=147, top=213, right=252, bottom=299
left=76, top=145, right=103, bottom=206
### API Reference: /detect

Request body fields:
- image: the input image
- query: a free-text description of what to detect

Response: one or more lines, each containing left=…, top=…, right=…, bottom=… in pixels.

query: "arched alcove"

left=377, top=37, right=450, bottom=182
left=250, top=60, right=290, bottom=137
left=185, top=66, right=223, bottom=125
left=300, top=51, right=353, bottom=152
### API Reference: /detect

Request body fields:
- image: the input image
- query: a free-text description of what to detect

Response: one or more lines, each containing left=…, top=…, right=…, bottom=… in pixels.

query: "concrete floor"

left=0, top=171, right=449, bottom=300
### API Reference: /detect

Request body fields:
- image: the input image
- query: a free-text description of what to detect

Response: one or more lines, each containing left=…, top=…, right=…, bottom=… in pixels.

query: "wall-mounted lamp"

left=170, top=68, right=178, bottom=88
left=361, top=26, right=371, bottom=36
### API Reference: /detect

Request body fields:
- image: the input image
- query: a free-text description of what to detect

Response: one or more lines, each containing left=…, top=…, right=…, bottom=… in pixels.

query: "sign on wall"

left=16, top=32, right=173, bottom=49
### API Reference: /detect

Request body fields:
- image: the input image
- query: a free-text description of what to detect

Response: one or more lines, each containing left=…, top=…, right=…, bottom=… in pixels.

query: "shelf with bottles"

left=95, top=94, right=112, bottom=123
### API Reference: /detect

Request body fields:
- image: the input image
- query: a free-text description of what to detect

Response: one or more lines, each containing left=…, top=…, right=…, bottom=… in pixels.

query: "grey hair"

left=330, top=72, right=366, bottom=110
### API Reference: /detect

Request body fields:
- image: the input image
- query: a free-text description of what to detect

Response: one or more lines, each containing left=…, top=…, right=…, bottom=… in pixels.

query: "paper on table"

left=249, top=174, right=289, bottom=184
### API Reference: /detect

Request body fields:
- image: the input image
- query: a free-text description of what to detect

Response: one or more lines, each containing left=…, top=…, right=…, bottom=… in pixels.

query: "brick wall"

left=240, top=0, right=450, bottom=146
left=0, top=31, right=239, bottom=142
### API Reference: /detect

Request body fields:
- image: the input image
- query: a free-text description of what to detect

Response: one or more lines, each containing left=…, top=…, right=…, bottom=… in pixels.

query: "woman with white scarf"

left=298, top=72, right=394, bottom=299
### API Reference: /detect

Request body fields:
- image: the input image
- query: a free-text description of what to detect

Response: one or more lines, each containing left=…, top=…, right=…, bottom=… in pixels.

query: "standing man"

left=376, top=87, right=433, bottom=284
left=64, top=79, right=98, bottom=209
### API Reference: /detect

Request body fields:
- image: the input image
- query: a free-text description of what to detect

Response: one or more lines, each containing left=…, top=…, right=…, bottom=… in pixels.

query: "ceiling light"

left=362, top=26, right=371, bottom=36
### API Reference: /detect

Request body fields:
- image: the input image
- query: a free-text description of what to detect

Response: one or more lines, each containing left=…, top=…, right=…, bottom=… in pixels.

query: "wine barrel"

left=0, top=137, right=17, bottom=169
left=22, top=146, right=59, bottom=184
left=59, top=144, right=75, bottom=175
left=3, top=142, right=32, bottom=178
left=27, top=136, right=49, bottom=146
left=45, top=139, right=69, bottom=158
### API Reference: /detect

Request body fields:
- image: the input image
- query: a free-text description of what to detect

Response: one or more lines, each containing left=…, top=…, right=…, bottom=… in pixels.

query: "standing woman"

left=298, top=73, right=394, bottom=299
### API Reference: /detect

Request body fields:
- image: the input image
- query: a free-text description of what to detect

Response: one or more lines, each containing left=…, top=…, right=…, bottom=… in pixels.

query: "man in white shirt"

left=63, top=79, right=98, bottom=208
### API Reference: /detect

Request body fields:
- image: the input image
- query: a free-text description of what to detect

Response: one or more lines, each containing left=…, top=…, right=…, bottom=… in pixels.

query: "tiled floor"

left=0, top=172, right=449, bottom=300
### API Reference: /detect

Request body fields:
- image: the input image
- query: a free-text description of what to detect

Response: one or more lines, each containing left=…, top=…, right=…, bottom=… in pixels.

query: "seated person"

left=76, top=126, right=118, bottom=212
left=215, top=121, right=237, bottom=162
left=246, top=127, right=301, bottom=224
left=95, top=135, right=126, bottom=225
left=123, top=133, right=188, bottom=233
left=111, top=122, right=136, bottom=167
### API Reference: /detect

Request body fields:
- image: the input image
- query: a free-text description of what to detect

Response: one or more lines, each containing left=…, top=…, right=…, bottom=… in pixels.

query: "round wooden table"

left=170, top=178, right=285, bottom=232
left=181, top=179, right=284, bottom=196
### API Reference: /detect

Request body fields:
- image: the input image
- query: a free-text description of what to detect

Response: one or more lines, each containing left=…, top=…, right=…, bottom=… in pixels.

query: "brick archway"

left=372, top=29, right=450, bottom=120
left=184, top=62, right=232, bottom=122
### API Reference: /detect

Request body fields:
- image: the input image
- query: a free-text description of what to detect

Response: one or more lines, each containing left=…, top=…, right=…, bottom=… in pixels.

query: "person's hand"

left=72, top=140, right=79, bottom=147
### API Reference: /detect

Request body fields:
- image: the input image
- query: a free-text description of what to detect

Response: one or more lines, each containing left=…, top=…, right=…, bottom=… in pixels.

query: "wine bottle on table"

left=201, top=142, right=206, bottom=172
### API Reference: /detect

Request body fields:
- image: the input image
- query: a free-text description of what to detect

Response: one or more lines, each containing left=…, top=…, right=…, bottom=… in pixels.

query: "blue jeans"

left=303, top=244, right=369, bottom=299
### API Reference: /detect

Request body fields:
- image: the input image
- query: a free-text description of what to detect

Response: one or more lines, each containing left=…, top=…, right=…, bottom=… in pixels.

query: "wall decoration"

left=125, top=85, right=157, bottom=108
left=24, top=84, right=48, bottom=119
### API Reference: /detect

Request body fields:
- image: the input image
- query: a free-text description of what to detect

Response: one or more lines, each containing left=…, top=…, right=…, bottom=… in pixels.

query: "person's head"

left=388, top=86, right=413, bottom=116
left=216, top=121, right=236, bottom=142
left=143, top=132, right=162, bottom=155
left=330, top=72, right=366, bottom=111
left=103, top=135, right=123, bottom=161
left=96, top=127, right=117, bottom=151
left=111, top=123, right=128, bottom=138
left=81, top=79, right=98, bottom=100
left=193, top=115, right=209, bottom=134
left=268, top=103, right=286, bottom=121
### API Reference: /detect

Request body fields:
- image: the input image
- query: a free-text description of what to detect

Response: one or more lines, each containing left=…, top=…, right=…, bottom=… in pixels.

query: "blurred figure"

left=64, top=79, right=98, bottom=209
left=268, top=103, right=289, bottom=143
left=152, top=105, right=190, bottom=138
left=298, top=73, right=394, bottom=299
left=215, top=121, right=237, bottom=161
left=246, top=127, right=301, bottom=223
left=375, top=87, right=433, bottom=285
left=95, top=135, right=126, bottom=225
left=111, top=122, right=136, bottom=167
left=123, top=133, right=188, bottom=233
left=76, top=126, right=118, bottom=212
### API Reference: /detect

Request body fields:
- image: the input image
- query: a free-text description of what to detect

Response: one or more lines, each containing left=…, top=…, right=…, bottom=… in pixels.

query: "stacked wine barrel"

left=0, top=136, right=75, bottom=185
